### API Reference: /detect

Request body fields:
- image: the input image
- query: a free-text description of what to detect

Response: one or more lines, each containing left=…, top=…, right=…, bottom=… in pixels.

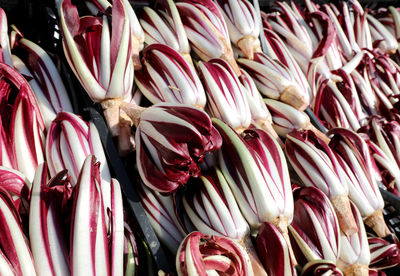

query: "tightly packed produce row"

left=2, top=0, right=400, bottom=275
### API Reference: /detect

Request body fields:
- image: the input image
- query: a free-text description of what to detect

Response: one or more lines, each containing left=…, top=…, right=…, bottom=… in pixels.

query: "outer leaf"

left=264, top=99, right=310, bottom=137
left=289, top=187, right=340, bottom=266
left=359, top=134, right=400, bottom=195
left=285, top=129, right=357, bottom=235
left=137, top=182, right=186, bottom=253
left=328, top=128, right=390, bottom=237
left=183, top=167, right=250, bottom=240
left=367, top=14, right=398, bottom=54
left=0, top=63, right=46, bottom=183
left=110, top=179, right=124, bottom=276
left=0, top=187, right=36, bottom=275
left=11, top=37, right=73, bottom=128
left=0, top=115, right=14, bottom=169
left=257, top=222, right=296, bottom=276
left=301, top=260, right=343, bottom=276
left=135, top=44, right=205, bottom=108
left=70, top=155, right=110, bottom=276
left=369, top=236, right=400, bottom=270
left=285, top=130, right=348, bottom=199
left=29, top=163, right=70, bottom=276
left=0, top=8, right=12, bottom=66
left=46, top=112, right=112, bottom=211
left=0, top=166, right=30, bottom=212
left=238, top=52, right=309, bottom=110
left=123, top=223, right=139, bottom=276
left=176, top=231, right=253, bottom=276
left=337, top=202, right=370, bottom=276
left=313, top=77, right=364, bottom=131
left=239, top=69, right=275, bottom=133
left=214, top=119, right=293, bottom=231
left=198, top=58, right=251, bottom=133
left=136, top=103, right=222, bottom=193
left=215, top=0, right=261, bottom=59
left=262, top=28, right=311, bottom=101
left=176, top=0, right=241, bottom=75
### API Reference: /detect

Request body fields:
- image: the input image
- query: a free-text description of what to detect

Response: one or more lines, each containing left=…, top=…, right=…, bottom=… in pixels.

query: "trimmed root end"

left=235, top=125, right=248, bottom=134
left=331, top=195, right=358, bottom=236
left=254, top=44, right=262, bottom=54
left=305, top=124, right=331, bottom=144
left=342, top=264, right=369, bottom=276
left=364, top=209, right=391, bottom=238
left=280, top=86, right=309, bottom=111
left=272, top=217, right=298, bottom=266
left=132, top=38, right=143, bottom=71
left=193, top=104, right=205, bottom=110
left=120, top=102, right=146, bottom=127
left=133, top=53, right=142, bottom=71
left=118, top=110, right=134, bottom=156
left=237, top=36, right=257, bottom=60
left=239, top=236, right=269, bottom=276
left=101, top=98, right=123, bottom=137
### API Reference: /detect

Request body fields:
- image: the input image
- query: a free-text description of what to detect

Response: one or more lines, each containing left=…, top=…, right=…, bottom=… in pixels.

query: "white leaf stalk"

left=137, top=182, right=186, bottom=253
left=183, top=169, right=249, bottom=240
left=110, top=179, right=124, bottom=276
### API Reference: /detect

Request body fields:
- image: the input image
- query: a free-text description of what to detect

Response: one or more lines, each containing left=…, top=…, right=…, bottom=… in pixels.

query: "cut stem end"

left=237, top=36, right=257, bottom=60
left=280, top=86, right=309, bottom=111
left=364, top=209, right=391, bottom=238
left=101, top=98, right=123, bottom=137
left=331, top=195, right=358, bottom=236
left=342, top=264, right=369, bottom=276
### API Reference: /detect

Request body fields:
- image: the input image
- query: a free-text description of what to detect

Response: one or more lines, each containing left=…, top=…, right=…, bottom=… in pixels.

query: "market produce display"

left=1, top=0, right=400, bottom=275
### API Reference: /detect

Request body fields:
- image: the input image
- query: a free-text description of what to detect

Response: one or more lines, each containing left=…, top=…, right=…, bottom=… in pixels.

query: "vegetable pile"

left=2, top=0, right=400, bottom=275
